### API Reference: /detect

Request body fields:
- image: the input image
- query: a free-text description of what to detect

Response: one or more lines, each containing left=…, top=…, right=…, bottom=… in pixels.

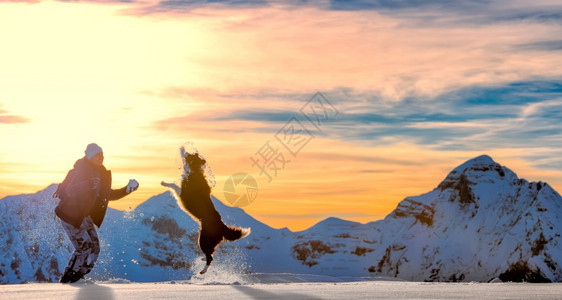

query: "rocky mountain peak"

left=449, top=154, right=507, bottom=176
left=458, top=154, right=495, bottom=167
left=437, top=155, right=517, bottom=194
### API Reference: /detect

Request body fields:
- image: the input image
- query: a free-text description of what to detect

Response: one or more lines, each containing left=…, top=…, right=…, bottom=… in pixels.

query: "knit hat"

left=85, top=143, right=103, bottom=160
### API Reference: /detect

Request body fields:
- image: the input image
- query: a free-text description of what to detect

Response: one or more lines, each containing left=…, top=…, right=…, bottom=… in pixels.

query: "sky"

left=0, top=0, right=561, bottom=231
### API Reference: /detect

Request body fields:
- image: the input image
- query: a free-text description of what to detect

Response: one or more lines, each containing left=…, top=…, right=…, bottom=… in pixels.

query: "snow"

left=0, top=155, right=561, bottom=285
left=1, top=281, right=562, bottom=300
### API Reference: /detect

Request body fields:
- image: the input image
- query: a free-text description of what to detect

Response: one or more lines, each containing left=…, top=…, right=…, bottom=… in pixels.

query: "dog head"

left=185, top=153, right=207, bottom=173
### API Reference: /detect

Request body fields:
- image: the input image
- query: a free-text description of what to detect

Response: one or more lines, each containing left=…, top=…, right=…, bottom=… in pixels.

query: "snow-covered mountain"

left=0, top=155, right=560, bottom=283
left=365, top=155, right=561, bottom=282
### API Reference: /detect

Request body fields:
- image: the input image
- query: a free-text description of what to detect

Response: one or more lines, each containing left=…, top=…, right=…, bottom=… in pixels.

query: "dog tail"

left=222, top=225, right=251, bottom=241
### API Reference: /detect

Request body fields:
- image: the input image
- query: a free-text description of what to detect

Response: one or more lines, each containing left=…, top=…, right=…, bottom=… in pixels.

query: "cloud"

left=517, top=39, right=562, bottom=51
left=170, top=81, right=561, bottom=157
left=154, top=115, right=254, bottom=133
left=0, top=115, right=29, bottom=124
left=9, top=0, right=562, bottom=30
left=350, top=81, right=562, bottom=151
left=303, top=151, right=425, bottom=166
left=0, top=0, right=41, bottom=3
left=138, top=4, right=562, bottom=101
left=0, top=105, right=29, bottom=124
left=125, top=0, right=562, bottom=28
left=323, top=0, right=562, bottom=28
left=131, top=0, right=273, bottom=14
left=210, top=110, right=299, bottom=123
left=158, top=0, right=269, bottom=8
left=326, top=0, right=478, bottom=11
left=438, top=81, right=562, bottom=106
left=491, top=8, right=562, bottom=24
left=19, top=0, right=556, bottom=172
left=0, top=0, right=134, bottom=4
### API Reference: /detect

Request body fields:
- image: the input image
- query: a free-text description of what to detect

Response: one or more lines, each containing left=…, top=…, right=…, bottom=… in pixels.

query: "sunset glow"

left=1, top=1, right=561, bottom=231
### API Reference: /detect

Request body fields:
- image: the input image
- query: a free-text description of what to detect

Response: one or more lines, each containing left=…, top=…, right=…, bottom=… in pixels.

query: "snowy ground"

left=2, top=278, right=562, bottom=300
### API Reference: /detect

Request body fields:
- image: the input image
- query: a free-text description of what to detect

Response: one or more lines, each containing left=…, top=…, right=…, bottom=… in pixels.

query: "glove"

left=126, top=179, right=139, bottom=193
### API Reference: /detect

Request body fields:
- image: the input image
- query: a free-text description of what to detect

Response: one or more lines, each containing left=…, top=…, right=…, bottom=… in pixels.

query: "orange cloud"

left=0, top=104, right=29, bottom=124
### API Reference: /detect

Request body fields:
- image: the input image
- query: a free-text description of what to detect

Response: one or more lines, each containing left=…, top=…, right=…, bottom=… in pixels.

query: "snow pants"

left=60, top=216, right=100, bottom=276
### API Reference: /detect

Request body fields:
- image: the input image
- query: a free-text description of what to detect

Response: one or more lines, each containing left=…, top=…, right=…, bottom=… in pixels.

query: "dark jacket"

left=55, top=157, right=128, bottom=228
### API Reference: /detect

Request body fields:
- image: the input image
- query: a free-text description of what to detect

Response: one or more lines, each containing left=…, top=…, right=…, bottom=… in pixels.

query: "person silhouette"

left=53, top=143, right=139, bottom=283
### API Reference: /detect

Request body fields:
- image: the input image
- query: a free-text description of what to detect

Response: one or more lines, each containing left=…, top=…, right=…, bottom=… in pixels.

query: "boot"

left=60, top=270, right=84, bottom=283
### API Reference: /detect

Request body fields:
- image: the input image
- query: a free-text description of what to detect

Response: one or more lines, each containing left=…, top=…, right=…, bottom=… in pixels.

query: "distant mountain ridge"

left=0, top=155, right=560, bottom=283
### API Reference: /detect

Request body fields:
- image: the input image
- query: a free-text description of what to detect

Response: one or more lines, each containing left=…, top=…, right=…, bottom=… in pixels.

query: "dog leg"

left=200, top=252, right=213, bottom=275
left=200, top=264, right=210, bottom=275
left=161, top=181, right=181, bottom=198
left=198, top=231, right=218, bottom=275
